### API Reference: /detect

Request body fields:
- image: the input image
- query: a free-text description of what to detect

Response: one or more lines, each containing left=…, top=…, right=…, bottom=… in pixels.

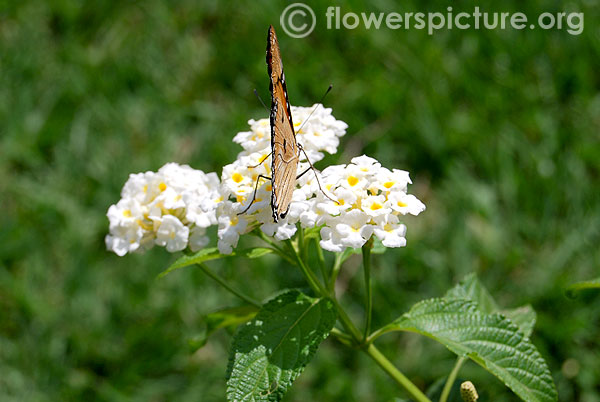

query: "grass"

left=1, top=0, right=599, bottom=401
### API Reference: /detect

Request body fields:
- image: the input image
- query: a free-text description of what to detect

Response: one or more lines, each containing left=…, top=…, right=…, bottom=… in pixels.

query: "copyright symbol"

left=280, top=3, right=316, bottom=38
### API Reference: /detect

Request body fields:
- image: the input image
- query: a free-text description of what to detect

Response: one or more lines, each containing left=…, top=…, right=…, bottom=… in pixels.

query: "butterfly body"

left=267, top=25, right=299, bottom=222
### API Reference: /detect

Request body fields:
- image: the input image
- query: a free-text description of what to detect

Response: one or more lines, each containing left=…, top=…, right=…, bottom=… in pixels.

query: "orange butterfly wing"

left=267, top=25, right=299, bottom=222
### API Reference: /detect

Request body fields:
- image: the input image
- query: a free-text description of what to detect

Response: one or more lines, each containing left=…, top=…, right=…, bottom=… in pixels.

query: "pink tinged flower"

left=373, top=214, right=407, bottom=248
left=155, top=215, right=189, bottom=252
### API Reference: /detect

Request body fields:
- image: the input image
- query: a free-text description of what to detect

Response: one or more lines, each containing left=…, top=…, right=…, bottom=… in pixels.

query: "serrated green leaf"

left=383, top=298, right=557, bottom=402
left=157, top=247, right=274, bottom=278
left=502, top=305, right=536, bottom=339
left=445, top=274, right=536, bottom=338
left=189, top=305, right=259, bottom=351
left=445, top=273, right=499, bottom=314
left=226, top=290, right=336, bottom=402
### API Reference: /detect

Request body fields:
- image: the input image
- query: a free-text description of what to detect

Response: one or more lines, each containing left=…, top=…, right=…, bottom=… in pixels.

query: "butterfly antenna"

left=294, top=84, right=333, bottom=135
left=254, top=89, right=269, bottom=112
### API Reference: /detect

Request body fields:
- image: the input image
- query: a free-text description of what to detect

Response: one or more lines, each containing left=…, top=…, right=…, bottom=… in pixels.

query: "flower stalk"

left=362, top=237, right=373, bottom=341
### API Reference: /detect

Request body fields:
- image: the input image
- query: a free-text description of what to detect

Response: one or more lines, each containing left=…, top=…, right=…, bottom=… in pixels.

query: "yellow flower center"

left=136, top=219, right=153, bottom=231
left=123, top=209, right=132, bottom=217
left=397, top=200, right=407, bottom=208
left=159, top=182, right=167, bottom=192
left=370, top=202, right=382, bottom=211
left=384, top=181, right=395, bottom=189
left=232, top=173, right=244, bottom=183
left=347, top=176, right=359, bottom=186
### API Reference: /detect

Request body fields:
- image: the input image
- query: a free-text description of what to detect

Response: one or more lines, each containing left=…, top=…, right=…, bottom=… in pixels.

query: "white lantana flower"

left=310, top=154, right=425, bottom=252
left=373, top=214, right=407, bottom=248
left=155, top=215, right=189, bottom=252
left=106, top=163, right=220, bottom=255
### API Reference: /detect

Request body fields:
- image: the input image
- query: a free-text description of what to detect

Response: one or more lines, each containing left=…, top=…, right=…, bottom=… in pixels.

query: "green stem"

left=364, top=344, right=432, bottom=402
left=329, top=252, right=344, bottom=292
left=362, top=240, right=373, bottom=341
left=314, top=237, right=328, bottom=284
left=330, top=295, right=363, bottom=342
left=196, top=263, right=260, bottom=307
left=284, top=237, right=428, bottom=402
left=329, top=327, right=354, bottom=347
left=253, top=230, right=296, bottom=265
left=439, top=357, right=466, bottom=402
left=285, top=239, right=326, bottom=296
left=289, top=240, right=362, bottom=342
left=297, top=226, right=307, bottom=262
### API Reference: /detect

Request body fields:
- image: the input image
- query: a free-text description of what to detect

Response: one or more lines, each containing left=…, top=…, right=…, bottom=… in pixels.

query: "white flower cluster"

left=310, top=155, right=425, bottom=251
left=105, top=163, right=221, bottom=256
left=217, top=105, right=348, bottom=254
left=106, top=104, right=426, bottom=256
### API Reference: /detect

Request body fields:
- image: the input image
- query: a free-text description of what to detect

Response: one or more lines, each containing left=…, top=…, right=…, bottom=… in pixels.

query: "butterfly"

left=267, top=25, right=299, bottom=222
left=239, top=26, right=335, bottom=222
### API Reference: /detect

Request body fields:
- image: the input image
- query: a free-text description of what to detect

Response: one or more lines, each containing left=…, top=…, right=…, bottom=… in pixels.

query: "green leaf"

left=445, top=274, right=536, bottom=338
left=189, top=305, right=259, bottom=351
left=445, top=273, right=499, bottom=314
left=566, top=277, right=600, bottom=297
left=157, top=247, right=274, bottom=278
left=383, top=298, right=557, bottom=402
left=502, top=305, right=536, bottom=339
left=226, top=290, right=336, bottom=401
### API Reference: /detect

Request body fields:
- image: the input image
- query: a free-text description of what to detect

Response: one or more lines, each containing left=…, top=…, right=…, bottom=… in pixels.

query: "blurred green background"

left=1, top=0, right=599, bottom=401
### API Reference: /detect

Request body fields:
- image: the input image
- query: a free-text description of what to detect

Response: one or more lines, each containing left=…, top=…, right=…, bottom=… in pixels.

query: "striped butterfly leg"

left=237, top=174, right=272, bottom=216
left=296, top=143, right=339, bottom=205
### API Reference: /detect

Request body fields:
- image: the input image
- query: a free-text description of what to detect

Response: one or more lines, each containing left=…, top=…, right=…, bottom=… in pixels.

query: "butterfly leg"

left=237, top=174, right=272, bottom=216
left=297, top=144, right=339, bottom=205
left=247, top=152, right=272, bottom=169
